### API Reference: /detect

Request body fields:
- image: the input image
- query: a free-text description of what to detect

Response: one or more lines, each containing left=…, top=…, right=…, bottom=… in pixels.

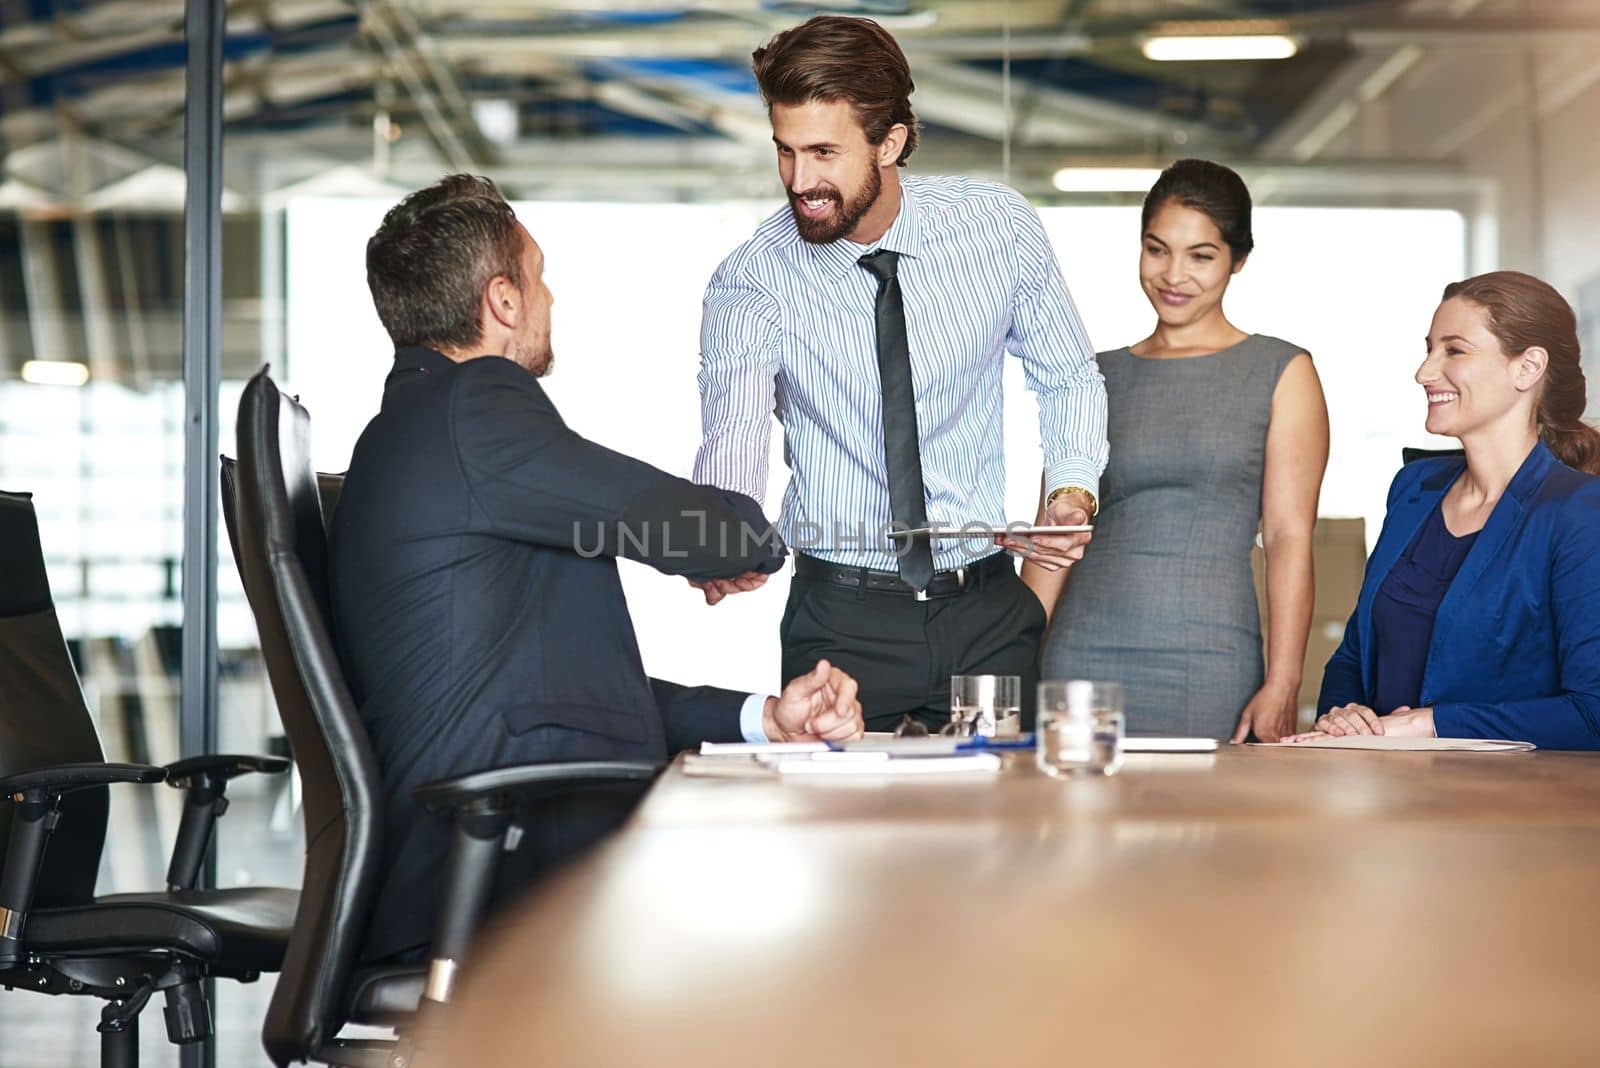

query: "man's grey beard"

left=509, top=343, right=554, bottom=378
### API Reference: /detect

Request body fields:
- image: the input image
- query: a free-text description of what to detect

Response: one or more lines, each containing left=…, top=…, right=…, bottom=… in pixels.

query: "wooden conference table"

left=435, top=747, right=1600, bottom=1067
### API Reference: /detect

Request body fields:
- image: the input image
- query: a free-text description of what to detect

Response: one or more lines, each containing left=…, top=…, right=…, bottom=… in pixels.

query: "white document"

left=838, top=736, right=1217, bottom=755
left=698, top=741, right=828, bottom=756
left=837, top=737, right=991, bottom=755
left=777, top=752, right=1003, bottom=776
left=1124, top=737, right=1219, bottom=753
left=1262, top=735, right=1535, bottom=752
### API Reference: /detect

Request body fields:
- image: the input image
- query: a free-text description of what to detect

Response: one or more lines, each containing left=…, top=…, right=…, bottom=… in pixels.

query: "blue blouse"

left=1371, top=503, right=1479, bottom=714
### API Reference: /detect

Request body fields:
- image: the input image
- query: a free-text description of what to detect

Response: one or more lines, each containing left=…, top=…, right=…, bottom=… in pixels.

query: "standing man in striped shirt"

left=692, top=15, right=1109, bottom=731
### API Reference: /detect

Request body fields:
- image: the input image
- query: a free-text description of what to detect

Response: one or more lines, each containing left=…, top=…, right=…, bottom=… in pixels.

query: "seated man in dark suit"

left=331, top=174, right=864, bottom=964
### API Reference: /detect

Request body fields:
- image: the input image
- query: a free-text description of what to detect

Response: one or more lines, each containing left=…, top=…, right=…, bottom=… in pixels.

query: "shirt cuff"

left=740, top=693, right=771, bottom=743
left=1044, top=459, right=1102, bottom=507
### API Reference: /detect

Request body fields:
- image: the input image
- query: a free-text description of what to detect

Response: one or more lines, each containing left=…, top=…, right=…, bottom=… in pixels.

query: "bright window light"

left=1142, top=35, right=1299, bottom=62
left=1052, top=167, right=1162, bottom=193
left=21, top=359, right=90, bottom=386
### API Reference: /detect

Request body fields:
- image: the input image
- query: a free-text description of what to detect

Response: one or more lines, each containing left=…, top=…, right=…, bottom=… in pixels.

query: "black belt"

left=794, top=551, right=1011, bottom=601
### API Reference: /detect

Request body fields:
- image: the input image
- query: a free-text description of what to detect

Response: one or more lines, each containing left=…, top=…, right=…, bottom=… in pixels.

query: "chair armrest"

left=163, top=753, right=291, bottom=788
left=160, top=755, right=291, bottom=891
left=0, top=762, right=168, bottom=966
left=0, top=762, right=166, bottom=801
left=411, top=760, right=661, bottom=815
left=412, top=760, right=663, bottom=1004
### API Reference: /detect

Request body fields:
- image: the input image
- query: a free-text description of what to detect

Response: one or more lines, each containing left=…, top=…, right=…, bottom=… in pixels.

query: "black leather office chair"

left=222, top=462, right=344, bottom=589
left=0, top=490, right=297, bottom=1068
left=221, top=461, right=342, bottom=837
left=226, top=368, right=660, bottom=1067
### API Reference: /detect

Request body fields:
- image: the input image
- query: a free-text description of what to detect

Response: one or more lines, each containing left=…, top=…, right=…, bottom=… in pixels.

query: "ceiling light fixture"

left=1051, top=167, right=1162, bottom=193
left=20, top=360, right=90, bottom=387
left=472, top=99, right=519, bottom=146
left=1141, top=34, right=1299, bottom=62
left=873, top=10, right=938, bottom=30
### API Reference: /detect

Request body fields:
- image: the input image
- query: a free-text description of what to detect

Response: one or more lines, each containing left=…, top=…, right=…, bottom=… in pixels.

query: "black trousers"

left=780, top=553, right=1048, bottom=733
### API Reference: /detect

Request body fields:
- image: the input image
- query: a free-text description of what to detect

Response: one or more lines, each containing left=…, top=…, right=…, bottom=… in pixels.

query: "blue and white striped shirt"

left=695, top=175, right=1108, bottom=571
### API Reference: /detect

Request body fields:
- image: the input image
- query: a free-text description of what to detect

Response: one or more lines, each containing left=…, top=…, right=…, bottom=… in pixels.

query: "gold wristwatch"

left=1046, top=485, right=1099, bottom=517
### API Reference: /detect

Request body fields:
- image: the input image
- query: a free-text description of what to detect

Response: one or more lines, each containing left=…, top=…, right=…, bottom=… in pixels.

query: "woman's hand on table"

left=1230, top=679, right=1299, bottom=743
left=1281, top=704, right=1437, bottom=743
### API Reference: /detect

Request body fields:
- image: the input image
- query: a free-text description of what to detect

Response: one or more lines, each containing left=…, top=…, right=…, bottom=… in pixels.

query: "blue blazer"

left=1319, top=441, right=1600, bottom=748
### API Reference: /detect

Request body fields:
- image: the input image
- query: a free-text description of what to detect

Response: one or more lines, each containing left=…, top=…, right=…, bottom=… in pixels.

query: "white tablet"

left=886, top=524, right=1093, bottom=539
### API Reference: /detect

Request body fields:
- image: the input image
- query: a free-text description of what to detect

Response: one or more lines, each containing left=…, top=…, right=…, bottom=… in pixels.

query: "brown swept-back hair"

left=1142, top=159, right=1254, bottom=262
left=1442, top=270, right=1600, bottom=474
left=752, top=15, right=920, bottom=165
left=366, top=174, right=524, bottom=353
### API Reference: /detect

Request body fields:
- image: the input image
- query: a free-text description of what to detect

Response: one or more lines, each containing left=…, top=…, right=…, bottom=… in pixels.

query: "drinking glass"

left=1036, top=680, right=1124, bottom=776
left=948, top=675, right=1022, bottom=738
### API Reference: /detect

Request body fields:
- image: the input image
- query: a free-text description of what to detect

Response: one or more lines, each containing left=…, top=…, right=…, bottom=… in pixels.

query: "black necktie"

left=858, top=249, right=934, bottom=592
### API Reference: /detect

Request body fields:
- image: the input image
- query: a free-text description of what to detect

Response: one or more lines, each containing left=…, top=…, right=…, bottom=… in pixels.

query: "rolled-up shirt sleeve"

left=1005, top=193, right=1108, bottom=495
left=694, top=262, right=783, bottom=506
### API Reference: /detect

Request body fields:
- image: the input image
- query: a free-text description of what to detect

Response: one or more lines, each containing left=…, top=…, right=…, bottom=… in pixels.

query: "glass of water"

left=1036, top=680, right=1124, bottom=776
left=948, top=675, right=1022, bottom=738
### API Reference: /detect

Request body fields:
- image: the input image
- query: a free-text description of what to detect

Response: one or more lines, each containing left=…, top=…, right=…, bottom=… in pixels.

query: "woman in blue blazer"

left=1302, top=271, right=1600, bottom=748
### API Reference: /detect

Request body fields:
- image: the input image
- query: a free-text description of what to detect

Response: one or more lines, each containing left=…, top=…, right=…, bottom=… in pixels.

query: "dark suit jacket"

left=330, top=346, right=785, bottom=961
left=1319, top=441, right=1600, bottom=748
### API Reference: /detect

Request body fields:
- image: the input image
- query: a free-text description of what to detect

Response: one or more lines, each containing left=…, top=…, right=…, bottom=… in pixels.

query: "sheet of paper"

left=838, top=737, right=989, bottom=755
left=1261, top=735, right=1535, bottom=752
left=777, top=752, right=1003, bottom=776
left=837, top=736, right=1217, bottom=755
left=1124, top=737, right=1219, bottom=753
left=698, top=741, right=828, bottom=756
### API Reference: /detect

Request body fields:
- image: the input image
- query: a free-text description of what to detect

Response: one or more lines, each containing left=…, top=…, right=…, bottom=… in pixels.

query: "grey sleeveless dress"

left=1041, top=334, right=1304, bottom=738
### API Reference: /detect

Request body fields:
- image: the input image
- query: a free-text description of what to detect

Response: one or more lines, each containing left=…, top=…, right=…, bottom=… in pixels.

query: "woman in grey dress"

left=1023, top=160, right=1329, bottom=741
